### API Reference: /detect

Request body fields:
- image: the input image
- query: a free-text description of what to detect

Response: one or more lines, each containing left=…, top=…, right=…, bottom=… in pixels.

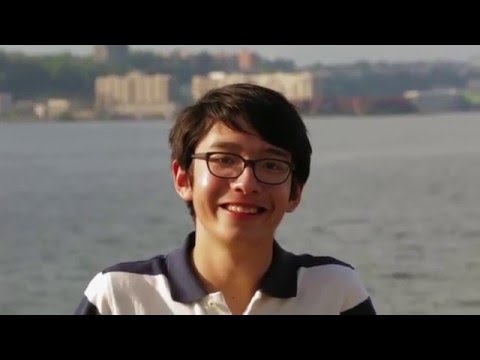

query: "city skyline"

left=1, top=45, right=480, bottom=66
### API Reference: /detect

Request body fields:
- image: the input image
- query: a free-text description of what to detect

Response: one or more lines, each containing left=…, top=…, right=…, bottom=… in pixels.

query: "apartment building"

left=191, top=71, right=325, bottom=111
left=237, top=49, right=257, bottom=72
left=95, top=71, right=178, bottom=119
left=404, top=88, right=465, bottom=113
left=93, top=45, right=130, bottom=64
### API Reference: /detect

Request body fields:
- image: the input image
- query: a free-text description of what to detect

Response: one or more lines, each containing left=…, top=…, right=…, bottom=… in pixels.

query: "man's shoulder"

left=294, top=252, right=355, bottom=270
left=101, top=254, right=168, bottom=276
left=79, top=253, right=173, bottom=315
left=291, top=252, right=374, bottom=314
left=290, top=251, right=364, bottom=289
left=84, top=254, right=170, bottom=299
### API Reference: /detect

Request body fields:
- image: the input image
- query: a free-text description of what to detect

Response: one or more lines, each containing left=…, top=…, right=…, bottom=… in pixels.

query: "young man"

left=75, top=83, right=376, bottom=315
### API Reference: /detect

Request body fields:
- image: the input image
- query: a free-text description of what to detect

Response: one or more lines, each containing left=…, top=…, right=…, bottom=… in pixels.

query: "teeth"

left=225, top=205, right=261, bottom=214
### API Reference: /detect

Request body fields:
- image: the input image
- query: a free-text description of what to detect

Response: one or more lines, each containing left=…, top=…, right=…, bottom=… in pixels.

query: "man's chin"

left=218, top=226, right=270, bottom=243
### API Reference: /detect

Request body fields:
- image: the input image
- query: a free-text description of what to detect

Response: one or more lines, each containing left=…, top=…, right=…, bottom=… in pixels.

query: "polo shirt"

left=75, top=232, right=376, bottom=315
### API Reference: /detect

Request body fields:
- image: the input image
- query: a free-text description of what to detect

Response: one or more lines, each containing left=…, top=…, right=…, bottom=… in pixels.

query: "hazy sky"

left=1, top=45, right=480, bottom=66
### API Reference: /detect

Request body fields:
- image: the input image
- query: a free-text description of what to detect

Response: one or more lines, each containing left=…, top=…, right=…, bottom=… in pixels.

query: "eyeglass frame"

left=191, top=152, right=295, bottom=185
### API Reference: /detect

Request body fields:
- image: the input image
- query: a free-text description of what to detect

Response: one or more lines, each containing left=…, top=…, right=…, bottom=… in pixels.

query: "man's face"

left=173, top=121, right=303, bottom=245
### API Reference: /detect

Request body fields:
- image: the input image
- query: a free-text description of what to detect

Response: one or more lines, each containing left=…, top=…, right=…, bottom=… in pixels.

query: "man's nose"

left=231, top=165, right=261, bottom=194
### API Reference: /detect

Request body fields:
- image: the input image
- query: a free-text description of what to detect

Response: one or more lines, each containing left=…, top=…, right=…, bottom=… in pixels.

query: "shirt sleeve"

left=340, top=270, right=377, bottom=315
left=74, top=272, right=113, bottom=315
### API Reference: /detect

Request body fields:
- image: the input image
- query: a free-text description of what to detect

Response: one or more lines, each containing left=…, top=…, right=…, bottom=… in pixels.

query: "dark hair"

left=169, top=83, right=312, bottom=218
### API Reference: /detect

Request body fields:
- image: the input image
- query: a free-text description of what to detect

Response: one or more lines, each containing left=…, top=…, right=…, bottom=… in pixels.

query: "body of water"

left=2, top=112, right=480, bottom=314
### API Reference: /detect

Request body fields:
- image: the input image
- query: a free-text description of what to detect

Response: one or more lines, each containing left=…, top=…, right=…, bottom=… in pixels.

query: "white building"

left=191, top=71, right=326, bottom=107
left=95, top=71, right=178, bottom=118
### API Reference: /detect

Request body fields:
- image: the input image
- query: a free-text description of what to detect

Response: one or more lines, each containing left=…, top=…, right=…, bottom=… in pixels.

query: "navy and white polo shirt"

left=75, top=232, right=376, bottom=315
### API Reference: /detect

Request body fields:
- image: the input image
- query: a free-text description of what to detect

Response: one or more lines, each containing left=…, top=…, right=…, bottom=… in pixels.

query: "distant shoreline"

left=3, top=110, right=480, bottom=124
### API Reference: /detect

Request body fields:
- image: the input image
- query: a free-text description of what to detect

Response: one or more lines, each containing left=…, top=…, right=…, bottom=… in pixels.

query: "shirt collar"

left=165, top=232, right=299, bottom=304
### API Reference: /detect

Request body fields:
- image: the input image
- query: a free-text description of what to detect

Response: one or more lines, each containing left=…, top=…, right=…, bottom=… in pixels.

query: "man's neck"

left=192, top=229, right=274, bottom=314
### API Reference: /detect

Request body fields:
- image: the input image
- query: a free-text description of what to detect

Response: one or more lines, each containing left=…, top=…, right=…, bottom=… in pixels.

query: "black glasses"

left=191, top=152, right=294, bottom=185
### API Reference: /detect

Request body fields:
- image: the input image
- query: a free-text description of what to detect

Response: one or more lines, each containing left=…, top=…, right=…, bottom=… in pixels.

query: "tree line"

left=1, top=49, right=479, bottom=104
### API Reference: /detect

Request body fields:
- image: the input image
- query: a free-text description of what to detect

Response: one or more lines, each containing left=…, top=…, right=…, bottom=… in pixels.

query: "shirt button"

left=208, top=300, right=215, bottom=307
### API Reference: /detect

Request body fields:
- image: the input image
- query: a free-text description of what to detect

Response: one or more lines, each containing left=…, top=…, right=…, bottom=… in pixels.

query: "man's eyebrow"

left=209, top=141, right=242, bottom=151
left=209, top=141, right=290, bottom=158
left=263, top=148, right=290, bottom=158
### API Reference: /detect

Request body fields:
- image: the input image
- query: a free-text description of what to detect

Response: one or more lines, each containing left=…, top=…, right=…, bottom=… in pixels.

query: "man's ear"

left=286, top=184, right=303, bottom=213
left=172, top=160, right=193, bottom=201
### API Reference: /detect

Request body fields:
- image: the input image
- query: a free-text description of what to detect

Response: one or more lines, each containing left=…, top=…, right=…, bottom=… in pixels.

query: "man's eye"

left=261, top=161, right=288, bottom=172
left=265, top=161, right=280, bottom=169
left=211, top=155, right=237, bottom=165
